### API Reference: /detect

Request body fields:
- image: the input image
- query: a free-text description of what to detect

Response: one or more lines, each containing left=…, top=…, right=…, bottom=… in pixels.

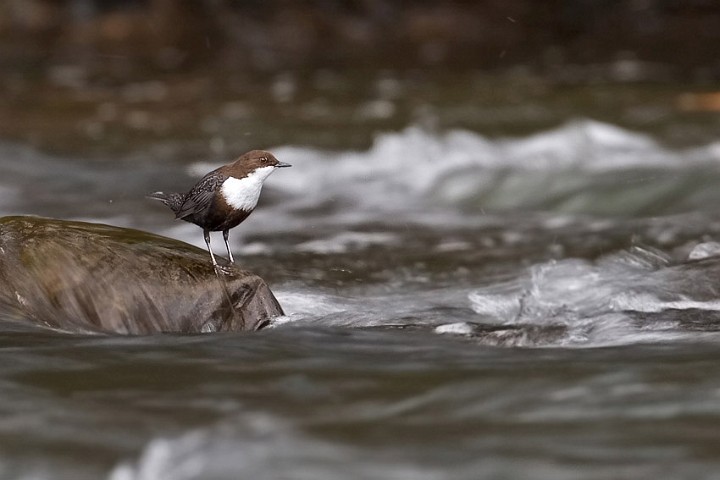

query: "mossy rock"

left=0, top=216, right=283, bottom=334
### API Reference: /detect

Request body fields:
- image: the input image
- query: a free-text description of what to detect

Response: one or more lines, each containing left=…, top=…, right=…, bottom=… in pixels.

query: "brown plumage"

left=149, top=150, right=291, bottom=267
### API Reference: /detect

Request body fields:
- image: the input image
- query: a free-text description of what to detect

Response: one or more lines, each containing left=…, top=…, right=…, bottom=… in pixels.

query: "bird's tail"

left=147, top=191, right=185, bottom=215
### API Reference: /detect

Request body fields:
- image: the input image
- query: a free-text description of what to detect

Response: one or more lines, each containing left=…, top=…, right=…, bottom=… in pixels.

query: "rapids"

left=2, top=120, right=720, bottom=479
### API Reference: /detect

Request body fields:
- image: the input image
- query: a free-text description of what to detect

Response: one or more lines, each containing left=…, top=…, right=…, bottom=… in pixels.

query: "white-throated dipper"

left=148, top=150, right=290, bottom=268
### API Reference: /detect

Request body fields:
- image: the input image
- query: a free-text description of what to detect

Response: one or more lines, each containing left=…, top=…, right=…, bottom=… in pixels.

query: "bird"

left=148, top=150, right=291, bottom=268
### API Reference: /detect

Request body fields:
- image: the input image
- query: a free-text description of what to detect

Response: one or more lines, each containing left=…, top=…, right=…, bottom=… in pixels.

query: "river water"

left=2, top=104, right=720, bottom=478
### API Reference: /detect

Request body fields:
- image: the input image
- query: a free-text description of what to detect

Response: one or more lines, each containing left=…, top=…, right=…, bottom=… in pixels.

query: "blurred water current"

left=2, top=120, right=720, bottom=479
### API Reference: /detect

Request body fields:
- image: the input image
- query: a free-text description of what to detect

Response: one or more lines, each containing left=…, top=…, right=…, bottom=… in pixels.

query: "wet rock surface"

left=0, top=216, right=283, bottom=334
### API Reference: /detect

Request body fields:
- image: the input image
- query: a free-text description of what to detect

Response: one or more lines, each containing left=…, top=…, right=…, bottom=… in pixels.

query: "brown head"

left=223, top=150, right=291, bottom=179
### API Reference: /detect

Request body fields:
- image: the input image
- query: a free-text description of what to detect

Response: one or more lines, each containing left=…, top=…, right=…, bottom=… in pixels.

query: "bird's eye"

left=260, top=157, right=268, bottom=163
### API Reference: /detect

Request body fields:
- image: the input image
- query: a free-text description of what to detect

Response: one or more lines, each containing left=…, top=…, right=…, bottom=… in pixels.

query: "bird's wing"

left=174, top=170, right=226, bottom=220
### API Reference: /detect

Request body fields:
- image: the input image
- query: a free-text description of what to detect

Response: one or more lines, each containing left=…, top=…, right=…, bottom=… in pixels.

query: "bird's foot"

left=213, top=263, right=234, bottom=276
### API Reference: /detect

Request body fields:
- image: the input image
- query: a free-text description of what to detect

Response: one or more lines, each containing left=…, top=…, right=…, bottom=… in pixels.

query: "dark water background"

left=4, top=2, right=720, bottom=479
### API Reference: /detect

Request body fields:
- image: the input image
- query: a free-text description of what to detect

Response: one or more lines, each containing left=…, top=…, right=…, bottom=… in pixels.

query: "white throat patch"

left=220, top=166, right=276, bottom=211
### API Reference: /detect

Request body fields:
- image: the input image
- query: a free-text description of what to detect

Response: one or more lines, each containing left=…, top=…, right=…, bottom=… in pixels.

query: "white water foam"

left=2, top=120, right=718, bottom=242
left=434, top=322, right=475, bottom=335
left=273, top=287, right=473, bottom=330
left=295, top=231, right=399, bottom=254
left=468, top=245, right=720, bottom=346
left=2, top=120, right=719, bottom=225
left=108, top=414, right=447, bottom=480
left=183, top=120, right=720, bottom=237
left=265, top=240, right=720, bottom=348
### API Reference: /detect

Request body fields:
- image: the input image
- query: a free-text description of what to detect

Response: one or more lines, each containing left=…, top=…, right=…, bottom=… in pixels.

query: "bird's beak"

left=276, top=162, right=292, bottom=168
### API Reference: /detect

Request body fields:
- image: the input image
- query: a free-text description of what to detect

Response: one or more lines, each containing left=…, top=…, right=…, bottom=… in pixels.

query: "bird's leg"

left=204, top=229, right=219, bottom=267
left=222, top=229, right=235, bottom=263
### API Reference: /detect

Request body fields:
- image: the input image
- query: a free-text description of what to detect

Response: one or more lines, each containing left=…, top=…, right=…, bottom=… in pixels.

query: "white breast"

left=220, top=166, right=276, bottom=211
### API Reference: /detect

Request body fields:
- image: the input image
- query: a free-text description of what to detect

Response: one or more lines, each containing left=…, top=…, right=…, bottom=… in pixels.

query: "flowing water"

left=2, top=111, right=720, bottom=478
